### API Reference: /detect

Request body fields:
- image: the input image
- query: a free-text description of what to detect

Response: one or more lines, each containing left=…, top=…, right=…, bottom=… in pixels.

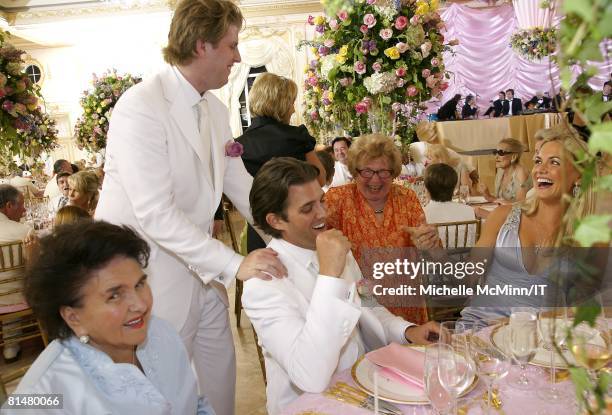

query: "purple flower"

left=315, top=25, right=325, bottom=33
left=225, top=140, right=244, bottom=157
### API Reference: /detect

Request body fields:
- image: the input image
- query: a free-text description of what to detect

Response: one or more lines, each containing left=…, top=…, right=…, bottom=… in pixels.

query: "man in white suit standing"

left=95, top=1, right=286, bottom=414
left=243, top=158, right=440, bottom=415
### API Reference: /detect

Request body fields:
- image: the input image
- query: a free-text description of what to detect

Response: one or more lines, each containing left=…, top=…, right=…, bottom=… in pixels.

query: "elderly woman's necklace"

left=374, top=207, right=384, bottom=214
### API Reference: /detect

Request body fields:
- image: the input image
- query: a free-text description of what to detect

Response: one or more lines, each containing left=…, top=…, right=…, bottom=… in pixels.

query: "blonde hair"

left=162, top=0, right=243, bottom=66
left=347, top=134, right=402, bottom=178
left=415, top=121, right=438, bottom=143
left=55, top=205, right=91, bottom=226
left=522, top=125, right=598, bottom=246
left=67, top=171, right=99, bottom=212
left=249, top=73, right=298, bottom=123
left=498, top=138, right=525, bottom=164
left=426, top=144, right=451, bottom=165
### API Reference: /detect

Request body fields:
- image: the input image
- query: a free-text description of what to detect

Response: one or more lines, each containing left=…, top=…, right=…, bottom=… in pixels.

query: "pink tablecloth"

left=280, top=364, right=577, bottom=415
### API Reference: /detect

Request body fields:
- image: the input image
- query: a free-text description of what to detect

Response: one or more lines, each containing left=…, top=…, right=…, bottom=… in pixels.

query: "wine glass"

left=424, top=344, right=454, bottom=415
left=468, top=321, right=511, bottom=415
left=508, top=307, right=538, bottom=390
left=437, top=341, right=475, bottom=415
left=537, top=307, right=570, bottom=402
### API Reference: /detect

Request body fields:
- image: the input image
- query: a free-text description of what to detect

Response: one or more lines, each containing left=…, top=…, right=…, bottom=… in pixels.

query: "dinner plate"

left=489, top=319, right=608, bottom=369
left=351, top=346, right=478, bottom=404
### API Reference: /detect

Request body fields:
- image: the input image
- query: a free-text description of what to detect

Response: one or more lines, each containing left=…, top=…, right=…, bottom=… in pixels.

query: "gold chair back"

left=430, top=219, right=481, bottom=249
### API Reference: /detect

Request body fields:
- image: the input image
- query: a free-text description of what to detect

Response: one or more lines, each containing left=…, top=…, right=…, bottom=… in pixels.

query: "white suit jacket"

left=242, top=238, right=412, bottom=415
left=95, top=65, right=253, bottom=328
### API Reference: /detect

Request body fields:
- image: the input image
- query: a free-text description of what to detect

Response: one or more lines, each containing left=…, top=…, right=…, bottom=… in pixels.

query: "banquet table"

left=434, top=113, right=563, bottom=191
left=280, top=366, right=577, bottom=415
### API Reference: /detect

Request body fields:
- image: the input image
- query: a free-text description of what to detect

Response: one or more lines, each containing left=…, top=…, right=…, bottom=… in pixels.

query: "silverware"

left=324, top=382, right=402, bottom=415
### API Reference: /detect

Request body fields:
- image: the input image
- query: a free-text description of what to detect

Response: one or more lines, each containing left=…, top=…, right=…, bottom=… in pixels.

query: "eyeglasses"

left=356, top=168, right=393, bottom=179
left=492, top=149, right=518, bottom=156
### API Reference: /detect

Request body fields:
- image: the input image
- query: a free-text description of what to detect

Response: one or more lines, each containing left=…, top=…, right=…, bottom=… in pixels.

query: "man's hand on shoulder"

left=317, top=229, right=351, bottom=277
left=236, top=248, right=287, bottom=281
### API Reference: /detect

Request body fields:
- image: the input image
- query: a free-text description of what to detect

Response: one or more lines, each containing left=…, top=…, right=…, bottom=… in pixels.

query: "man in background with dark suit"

left=527, top=91, right=551, bottom=109
left=505, top=89, right=522, bottom=116
left=491, top=91, right=506, bottom=117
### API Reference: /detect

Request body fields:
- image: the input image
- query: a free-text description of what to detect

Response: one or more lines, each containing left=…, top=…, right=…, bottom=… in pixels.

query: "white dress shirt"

left=329, top=161, right=352, bottom=188
left=424, top=200, right=476, bottom=248
left=242, top=238, right=412, bottom=415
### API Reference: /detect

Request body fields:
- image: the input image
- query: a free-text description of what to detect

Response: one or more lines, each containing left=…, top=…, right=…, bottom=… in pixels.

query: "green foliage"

left=573, top=215, right=612, bottom=247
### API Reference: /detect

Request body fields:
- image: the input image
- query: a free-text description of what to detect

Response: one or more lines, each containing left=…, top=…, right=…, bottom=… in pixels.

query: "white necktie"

left=197, top=98, right=214, bottom=182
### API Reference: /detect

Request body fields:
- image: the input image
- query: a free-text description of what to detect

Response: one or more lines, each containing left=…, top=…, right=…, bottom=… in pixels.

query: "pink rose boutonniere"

left=225, top=140, right=244, bottom=157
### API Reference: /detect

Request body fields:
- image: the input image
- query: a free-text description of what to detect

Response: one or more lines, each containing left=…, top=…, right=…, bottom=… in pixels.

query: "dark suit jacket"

left=503, top=98, right=522, bottom=116
left=527, top=96, right=551, bottom=109
left=493, top=99, right=505, bottom=117
left=236, top=116, right=316, bottom=251
left=461, top=104, right=477, bottom=119
left=236, top=116, right=316, bottom=177
left=437, top=100, right=459, bottom=121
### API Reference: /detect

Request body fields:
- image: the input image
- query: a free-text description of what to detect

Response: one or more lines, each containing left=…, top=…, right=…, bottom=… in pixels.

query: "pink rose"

left=329, top=19, right=339, bottom=30
left=364, top=13, right=377, bottom=28
left=360, top=25, right=369, bottom=34
left=308, top=77, right=318, bottom=87
left=337, top=10, right=349, bottom=21
left=354, top=61, right=367, bottom=75
left=0, top=88, right=5, bottom=99
left=372, top=62, right=382, bottom=72
left=431, top=57, right=440, bottom=67
left=395, top=67, right=407, bottom=77
left=406, top=85, right=418, bottom=97
left=324, top=39, right=335, bottom=48
left=396, top=42, right=408, bottom=53
left=355, top=101, right=369, bottom=114
left=339, top=77, right=350, bottom=87
left=225, top=140, right=244, bottom=157
left=310, top=111, right=319, bottom=120
left=394, top=15, right=408, bottom=30
left=410, top=15, right=420, bottom=26
left=421, top=68, right=431, bottom=78
left=379, top=28, right=393, bottom=40
left=307, top=15, right=314, bottom=25
left=440, top=82, right=449, bottom=91
left=2, top=100, right=13, bottom=111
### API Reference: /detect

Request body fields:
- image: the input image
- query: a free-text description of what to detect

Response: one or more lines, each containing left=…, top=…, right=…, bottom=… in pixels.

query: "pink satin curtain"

left=432, top=3, right=611, bottom=114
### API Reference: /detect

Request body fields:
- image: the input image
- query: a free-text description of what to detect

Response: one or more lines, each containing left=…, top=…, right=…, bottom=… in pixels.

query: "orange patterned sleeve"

left=323, top=186, right=343, bottom=231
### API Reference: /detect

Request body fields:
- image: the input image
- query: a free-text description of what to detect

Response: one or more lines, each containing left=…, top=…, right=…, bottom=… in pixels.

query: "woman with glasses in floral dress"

left=324, top=134, right=440, bottom=324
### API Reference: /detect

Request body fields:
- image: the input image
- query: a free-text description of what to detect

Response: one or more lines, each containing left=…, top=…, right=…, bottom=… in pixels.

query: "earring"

left=572, top=183, right=581, bottom=197
left=79, top=335, right=90, bottom=344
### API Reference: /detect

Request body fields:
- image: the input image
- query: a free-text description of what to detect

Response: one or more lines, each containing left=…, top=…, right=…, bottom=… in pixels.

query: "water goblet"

left=508, top=307, right=538, bottom=390
left=468, top=321, right=511, bottom=415
left=537, top=307, right=570, bottom=402
left=424, top=344, right=454, bottom=415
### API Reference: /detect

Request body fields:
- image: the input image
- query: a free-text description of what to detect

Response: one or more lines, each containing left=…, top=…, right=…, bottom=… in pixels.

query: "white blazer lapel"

left=160, top=69, right=213, bottom=189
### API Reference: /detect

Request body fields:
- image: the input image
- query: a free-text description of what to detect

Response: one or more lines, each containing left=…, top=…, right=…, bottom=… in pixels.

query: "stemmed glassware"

left=468, top=320, right=511, bottom=415
left=458, top=185, right=470, bottom=204
left=438, top=323, right=475, bottom=415
left=424, top=344, right=454, bottom=415
left=508, top=307, right=538, bottom=390
left=537, top=306, right=570, bottom=402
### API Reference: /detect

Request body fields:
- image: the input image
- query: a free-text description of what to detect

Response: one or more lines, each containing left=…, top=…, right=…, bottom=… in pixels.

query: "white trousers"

left=180, top=282, right=236, bottom=415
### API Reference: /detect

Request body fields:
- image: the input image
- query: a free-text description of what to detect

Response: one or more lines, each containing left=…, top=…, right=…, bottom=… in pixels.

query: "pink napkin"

left=365, top=342, right=425, bottom=389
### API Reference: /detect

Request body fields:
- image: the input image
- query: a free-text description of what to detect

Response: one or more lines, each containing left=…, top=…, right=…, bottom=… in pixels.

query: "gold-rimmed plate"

left=489, top=319, right=608, bottom=369
left=351, top=346, right=478, bottom=405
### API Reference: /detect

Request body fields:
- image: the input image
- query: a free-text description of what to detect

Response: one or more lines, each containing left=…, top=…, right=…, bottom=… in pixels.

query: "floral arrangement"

left=300, top=0, right=455, bottom=145
left=510, top=27, right=557, bottom=61
left=74, top=69, right=141, bottom=153
left=0, top=31, right=58, bottom=170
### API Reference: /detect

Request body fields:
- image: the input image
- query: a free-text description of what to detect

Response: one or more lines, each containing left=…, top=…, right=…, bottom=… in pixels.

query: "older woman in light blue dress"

left=1, top=221, right=214, bottom=414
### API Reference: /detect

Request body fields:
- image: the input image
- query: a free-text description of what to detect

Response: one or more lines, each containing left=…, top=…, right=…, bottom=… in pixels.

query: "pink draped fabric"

left=514, top=0, right=556, bottom=28
left=431, top=3, right=611, bottom=114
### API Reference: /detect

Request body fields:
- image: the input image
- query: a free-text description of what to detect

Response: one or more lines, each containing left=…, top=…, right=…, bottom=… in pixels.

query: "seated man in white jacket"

left=243, top=157, right=439, bottom=415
